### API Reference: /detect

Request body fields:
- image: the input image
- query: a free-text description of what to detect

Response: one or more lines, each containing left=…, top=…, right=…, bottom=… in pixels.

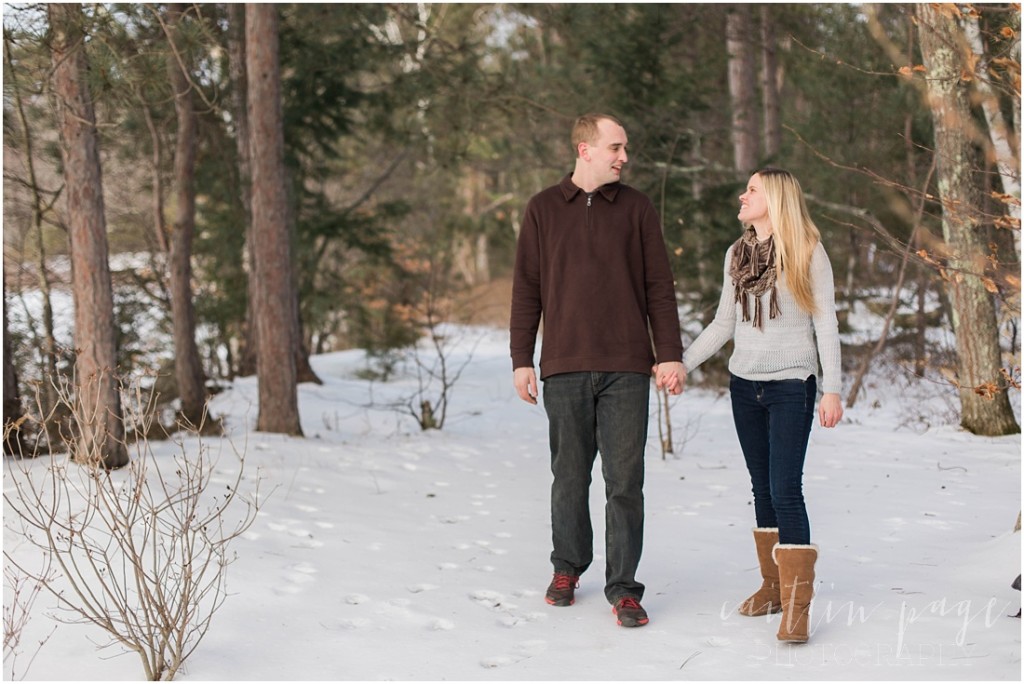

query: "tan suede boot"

left=773, top=543, right=818, bottom=643
left=738, top=528, right=781, bottom=616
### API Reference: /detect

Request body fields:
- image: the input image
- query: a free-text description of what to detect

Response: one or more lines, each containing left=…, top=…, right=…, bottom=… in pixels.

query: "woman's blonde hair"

left=753, top=167, right=821, bottom=314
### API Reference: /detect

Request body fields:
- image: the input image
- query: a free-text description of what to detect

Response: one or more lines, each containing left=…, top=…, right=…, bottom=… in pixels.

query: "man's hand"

left=819, top=392, right=843, bottom=428
left=514, top=367, right=539, bottom=405
left=654, top=361, right=686, bottom=395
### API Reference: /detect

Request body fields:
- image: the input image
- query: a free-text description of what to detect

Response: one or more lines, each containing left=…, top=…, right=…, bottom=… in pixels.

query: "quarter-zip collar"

left=558, top=173, right=622, bottom=203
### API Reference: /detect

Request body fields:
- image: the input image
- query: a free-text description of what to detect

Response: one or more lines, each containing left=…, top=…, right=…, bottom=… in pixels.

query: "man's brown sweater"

left=510, top=174, right=683, bottom=379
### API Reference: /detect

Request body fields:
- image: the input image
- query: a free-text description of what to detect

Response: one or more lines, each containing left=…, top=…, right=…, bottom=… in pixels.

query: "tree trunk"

left=292, top=296, right=321, bottom=385
left=48, top=3, right=128, bottom=467
left=228, top=3, right=258, bottom=378
left=166, top=3, right=206, bottom=426
left=726, top=5, right=760, bottom=178
left=914, top=266, right=929, bottom=377
left=246, top=3, right=302, bottom=435
left=760, top=5, right=782, bottom=160
left=4, top=30, right=59, bottom=427
left=962, top=8, right=1021, bottom=260
left=284, top=167, right=322, bottom=386
left=3, top=286, right=24, bottom=455
left=917, top=4, right=1019, bottom=436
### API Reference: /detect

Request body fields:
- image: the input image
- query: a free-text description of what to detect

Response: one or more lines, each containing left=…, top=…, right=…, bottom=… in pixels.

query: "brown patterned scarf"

left=729, top=227, right=780, bottom=329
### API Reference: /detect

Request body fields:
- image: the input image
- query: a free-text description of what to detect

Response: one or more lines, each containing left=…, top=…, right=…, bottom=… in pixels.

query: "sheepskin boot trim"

left=738, top=528, right=781, bottom=617
left=773, top=543, right=818, bottom=643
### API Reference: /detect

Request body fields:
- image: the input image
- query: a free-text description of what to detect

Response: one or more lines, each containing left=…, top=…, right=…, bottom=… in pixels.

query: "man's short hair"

left=572, top=113, right=623, bottom=155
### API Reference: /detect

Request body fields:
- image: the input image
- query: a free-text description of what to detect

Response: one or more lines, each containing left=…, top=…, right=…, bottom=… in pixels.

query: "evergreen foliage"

left=3, top=3, right=1019, bottom=429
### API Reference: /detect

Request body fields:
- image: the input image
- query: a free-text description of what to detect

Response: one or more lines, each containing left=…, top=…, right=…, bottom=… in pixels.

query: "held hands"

left=819, top=392, right=843, bottom=428
left=514, top=363, right=687, bottom=404
left=653, top=361, right=686, bottom=395
left=513, top=367, right=538, bottom=405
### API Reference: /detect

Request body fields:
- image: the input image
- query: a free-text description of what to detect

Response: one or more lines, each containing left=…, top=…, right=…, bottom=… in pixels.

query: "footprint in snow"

left=469, top=589, right=547, bottom=628
left=406, top=583, right=439, bottom=594
left=480, top=640, right=549, bottom=668
left=265, top=519, right=326, bottom=548
left=283, top=562, right=317, bottom=587
left=473, top=540, right=508, bottom=555
left=429, top=618, right=455, bottom=631
left=368, top=597, right=459, bottom=632
left=439, top=515, right=470, bottom=524
left=332, top=617, right=371, bottom=630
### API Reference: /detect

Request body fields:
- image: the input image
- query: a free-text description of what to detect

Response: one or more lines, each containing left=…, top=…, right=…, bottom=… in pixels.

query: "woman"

left=682, top=167, right=843, bottom=643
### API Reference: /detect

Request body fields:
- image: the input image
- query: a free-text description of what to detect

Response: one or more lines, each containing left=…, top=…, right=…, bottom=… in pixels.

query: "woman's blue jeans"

left=542, top=371, right=649, bottom=604
left=730, top=374, right=816, bottom=545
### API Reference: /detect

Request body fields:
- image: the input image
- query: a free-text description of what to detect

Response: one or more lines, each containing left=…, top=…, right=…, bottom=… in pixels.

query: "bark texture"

left=918, top=4, right=1019, bottom=436
left=246, top=3, right=303, bottom=435
left=49, top=3, right=128, bottom=467
left=166, top=3, right=206, bottom=425
left=726, top=5, right=760, bottom=178
left=228, top=3, right=258, bottom=378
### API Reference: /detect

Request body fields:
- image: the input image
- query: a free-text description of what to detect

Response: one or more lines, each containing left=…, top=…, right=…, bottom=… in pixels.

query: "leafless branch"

left=3, top=376, right=266, bottom=680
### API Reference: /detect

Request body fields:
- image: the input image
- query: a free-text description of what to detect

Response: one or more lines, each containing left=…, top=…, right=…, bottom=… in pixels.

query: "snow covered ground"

left=3, top=325, right=1021, bottom=681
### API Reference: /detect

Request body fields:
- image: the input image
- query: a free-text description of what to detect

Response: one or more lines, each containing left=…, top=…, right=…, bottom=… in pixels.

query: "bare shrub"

left=3, top=558, right=56, bottom=680
left=3, top=378, right=264, bottom=680
left=403, top=321, right=480, bottom=431
left=653, top=384, right=704, bottom=460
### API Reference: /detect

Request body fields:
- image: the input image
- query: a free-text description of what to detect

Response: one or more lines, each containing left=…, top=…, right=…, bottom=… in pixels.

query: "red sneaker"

left=544, top=572, right=579, bottom=606
left=612, top=596, right=649, bottom=627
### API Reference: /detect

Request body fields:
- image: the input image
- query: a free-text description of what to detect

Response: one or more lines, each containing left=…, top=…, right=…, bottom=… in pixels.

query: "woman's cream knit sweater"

left=682, top=241, right=842, bottom=394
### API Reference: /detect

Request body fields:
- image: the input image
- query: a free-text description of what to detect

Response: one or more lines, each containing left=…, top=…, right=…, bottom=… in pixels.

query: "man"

left=510, top=113, right=685, bottom=628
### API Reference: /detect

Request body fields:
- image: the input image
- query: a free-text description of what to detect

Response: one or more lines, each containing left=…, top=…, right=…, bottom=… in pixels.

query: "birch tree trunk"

left=166, top=3, right=206, bottom=426
left=246, top=3, right=303, bottom=435
left=961, top=8, right=1021, bottom=260
left=48, top=2, right=128, bottom=467
left=917, top=3, right=1019, bottom=436
left=726, top=5, right=760, bottom=178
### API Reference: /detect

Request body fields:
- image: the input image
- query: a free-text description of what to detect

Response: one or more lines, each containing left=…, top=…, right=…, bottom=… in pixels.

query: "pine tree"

left=48, top=3, right=128, bottom=467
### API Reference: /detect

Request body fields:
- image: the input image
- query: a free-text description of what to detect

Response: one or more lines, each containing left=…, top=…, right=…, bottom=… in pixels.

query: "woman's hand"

left=819, top=392, right=843, bottom=428
left=654, top=362, right=686, bottom=395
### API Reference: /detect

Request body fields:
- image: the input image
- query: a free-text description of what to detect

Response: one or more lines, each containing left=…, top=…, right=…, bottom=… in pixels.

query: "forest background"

left=2, top=2, right=1021, bottom=452
left=1, top=4, right=1021, bottom=681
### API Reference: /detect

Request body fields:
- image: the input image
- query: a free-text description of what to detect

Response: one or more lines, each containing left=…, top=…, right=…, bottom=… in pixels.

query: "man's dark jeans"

left=730, top=374, right=816, bottom=545
left=542, top=371, right=649, bottom=604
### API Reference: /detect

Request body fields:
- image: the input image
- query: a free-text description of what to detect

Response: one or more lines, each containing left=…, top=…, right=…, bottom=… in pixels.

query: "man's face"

left=581, top=119, right=629, bottom=186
